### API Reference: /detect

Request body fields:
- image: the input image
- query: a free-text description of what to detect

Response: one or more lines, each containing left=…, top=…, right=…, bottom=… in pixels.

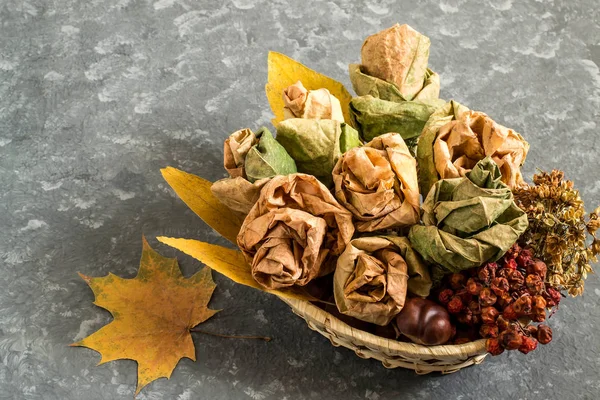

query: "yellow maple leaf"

left=71, top=236, right=220, bottom=395
left=265, top=51, right=354, bottom=127
left=157, top=236, right=318, bottom=302
left=161, top=166, right=243, bottom=244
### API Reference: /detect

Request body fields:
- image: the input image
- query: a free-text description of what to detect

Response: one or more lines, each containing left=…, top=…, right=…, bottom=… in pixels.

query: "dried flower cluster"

left=514, top=170, right=599, bottom=296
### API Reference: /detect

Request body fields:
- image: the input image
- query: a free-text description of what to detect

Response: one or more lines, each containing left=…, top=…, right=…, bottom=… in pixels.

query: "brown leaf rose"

left=334, top=236, right=431, bottom=325
left=433, top=111, right=529, bottom=189
left=237, top=174, right=354, bottom=289
left=223, top=128, right=258, bottom=178
left=332, top=133, right=420, bottom=232
left=283, top=81, right=344, bottom=122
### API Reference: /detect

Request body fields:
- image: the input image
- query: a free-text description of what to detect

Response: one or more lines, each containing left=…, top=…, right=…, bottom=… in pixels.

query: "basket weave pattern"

left=280, top=297, right=488, bottom=374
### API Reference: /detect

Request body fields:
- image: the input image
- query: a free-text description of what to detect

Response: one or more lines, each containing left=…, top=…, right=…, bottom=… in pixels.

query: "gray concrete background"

left=1, top=0, right=599, bottom=399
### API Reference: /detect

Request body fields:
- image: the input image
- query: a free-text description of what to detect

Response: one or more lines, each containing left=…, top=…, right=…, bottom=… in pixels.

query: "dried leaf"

left=161, top=167, right=244, bottom=243
left=409, top=158, right=529, bottom=275
left=350, top=95, right=444, bottom=142
left=416, top=100, right=470, bottom=196
left=157, top=236, right=318, bottom=302
left=276, top=119, right=361, bottom=186
left=245, top=127, right=297, bottom=182
left=349, top=64, right=440, bottom=103
left=72, top=237, right=220, bottom=395
left=211, top=177, right=269, bottom=215
left=266, top=51, right=354, bottom=126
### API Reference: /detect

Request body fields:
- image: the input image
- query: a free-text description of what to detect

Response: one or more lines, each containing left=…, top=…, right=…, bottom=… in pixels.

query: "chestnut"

left=395, top=297, right=453, bottom=345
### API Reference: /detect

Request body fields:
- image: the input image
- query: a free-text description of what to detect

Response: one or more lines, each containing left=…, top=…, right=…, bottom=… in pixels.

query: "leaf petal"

left=245, top=127, right=297, bottom=182
left=157, top=236, right=318, bottom=302
left=161, top=167, right=244, bottom=243
left=266, top=51, right=354, bottom=127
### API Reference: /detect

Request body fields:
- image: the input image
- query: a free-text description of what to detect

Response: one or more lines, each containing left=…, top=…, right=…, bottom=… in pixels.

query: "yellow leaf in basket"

left=265, top=51, right=354, bottom=126
left=157, top=236, right=318, bottom=302
left=161, top=167, right=244, bottom=244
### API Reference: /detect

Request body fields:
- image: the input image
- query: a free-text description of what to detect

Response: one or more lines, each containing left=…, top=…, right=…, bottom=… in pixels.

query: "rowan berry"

left=478, top=263, right=497, bottom=284
left=503, top=305, right=518, bottom=320
left=438, top=288, right=454, bottom=305
left=499, top=327, right=523, bottom=350
left=447, top=296, right=464, bottom=314
left=479, top=288, right=497, bottom=307
left=518, top=336, right=538, bottom=354
left=526, top=259, right=547, bottom=280
left=449, top=273, right=466, bottom=290
left=526, top=274, right=545, bottom=295
left=491, top=277, right=510, bottom=296
left=486, top=338, right=504, bottom=356
left=466, top=278, right=483, bottom=296
left=480, top=323, right=499, bottom=338
left=481, top=306, right=500, bottom=324
left=537, top=325, right=553, bottom=344
left=504, top=258, right=518, bottom=270
left=513, top=295, right=533, bottom=317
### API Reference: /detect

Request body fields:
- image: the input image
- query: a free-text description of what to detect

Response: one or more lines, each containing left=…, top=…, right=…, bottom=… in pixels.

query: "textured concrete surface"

left=1, top=0, right=599, bottom=399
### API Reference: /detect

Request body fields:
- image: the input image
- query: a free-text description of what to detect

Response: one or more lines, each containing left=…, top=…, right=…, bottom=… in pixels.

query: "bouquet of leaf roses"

left=160, top=24, right=599, bottom=358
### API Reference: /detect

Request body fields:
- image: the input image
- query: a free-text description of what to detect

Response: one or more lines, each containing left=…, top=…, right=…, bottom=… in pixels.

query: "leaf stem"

left=190, top=328, right=271, bottom=342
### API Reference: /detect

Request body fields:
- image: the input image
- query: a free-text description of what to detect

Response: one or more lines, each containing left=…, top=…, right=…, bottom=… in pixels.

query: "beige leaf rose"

left=433, top=111, right=529, bottom=189
left=237, top=173, right=354, bottom=290
left=332, top=133, right=420, bottom=232
left=334, top=236, right=431, bottom=325
left=360, top=24, right=431, bottom=101
left=283, top=81, right=344, bottom=122
left=223, top=128, right=258, bottom=178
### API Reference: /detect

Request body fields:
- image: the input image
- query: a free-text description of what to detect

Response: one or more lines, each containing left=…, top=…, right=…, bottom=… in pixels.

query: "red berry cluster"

left=434, top=244, right=560, bottom=356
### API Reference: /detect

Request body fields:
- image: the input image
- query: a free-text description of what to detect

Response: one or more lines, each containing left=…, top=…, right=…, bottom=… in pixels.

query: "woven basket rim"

left=280, top=296, right=488, bottom=359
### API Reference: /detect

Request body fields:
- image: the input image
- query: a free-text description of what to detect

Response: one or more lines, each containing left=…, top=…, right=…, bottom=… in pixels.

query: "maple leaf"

left=71, top=236, right=220, bottom=395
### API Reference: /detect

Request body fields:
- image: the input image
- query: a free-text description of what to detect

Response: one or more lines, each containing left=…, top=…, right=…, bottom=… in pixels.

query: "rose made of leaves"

left=276, top=119, right=361, bottom=186
left=354, top=24, right=438, bottom=101
left=408, top=158, right=529, bottom=278
left=416, top=100, right=469, bottom=195
left=283, top=80, right=344, bottom=122
left=417, top=102, right=530, bottom=195
left=237, top=173, right=355, bottom=290
left=347, top=24, right=444, bottom=143
left=223, top=128, right=258, bottom=179
left=334, top=236, right=432, bottom=325
left=332, top=133, right=420, bottom=232
left=213, top=127, right=297, bottom=215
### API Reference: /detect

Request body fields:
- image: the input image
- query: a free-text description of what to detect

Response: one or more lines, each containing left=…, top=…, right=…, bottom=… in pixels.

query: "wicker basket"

left=280, top=297, right=488, bottom=374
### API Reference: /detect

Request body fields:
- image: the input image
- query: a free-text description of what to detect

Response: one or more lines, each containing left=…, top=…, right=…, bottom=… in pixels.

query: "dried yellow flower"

left=514, top=170, right=599, bottom=296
